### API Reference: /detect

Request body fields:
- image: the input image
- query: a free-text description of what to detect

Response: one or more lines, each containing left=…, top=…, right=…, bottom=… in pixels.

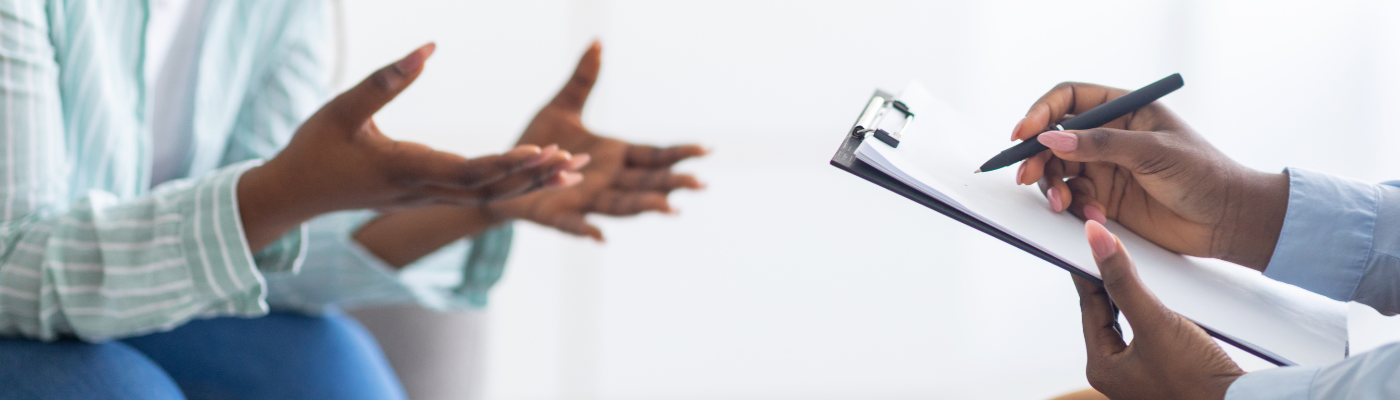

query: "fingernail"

left=1011, top=118, right=1024, bottom=141
left=566, top=154, right=591, bottom=170
left=1084, top=205, right=1107, bottom=224
left=1015, top=162, right=1028, bottom=185
left=523, top=146, right=555, bottom=167
left=1038, top=131, right=1078, bottom=152
left=394, top=43, right=436, bottom=74
left=1048, top=187, right=1063, bottom=212
left=1086, top=220, right=1119, bottom=259
left=553, top=171, right=584, bottom=187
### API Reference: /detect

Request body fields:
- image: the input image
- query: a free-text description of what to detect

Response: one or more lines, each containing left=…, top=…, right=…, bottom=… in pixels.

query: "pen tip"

left=973, top=169, right=982, bottom=173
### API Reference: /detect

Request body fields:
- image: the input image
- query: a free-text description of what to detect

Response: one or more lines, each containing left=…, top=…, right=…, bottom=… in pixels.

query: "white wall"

left=339, top=1, right=1400, bottom=399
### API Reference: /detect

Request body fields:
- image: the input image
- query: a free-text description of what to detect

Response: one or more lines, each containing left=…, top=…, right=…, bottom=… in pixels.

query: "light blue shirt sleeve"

left=1227, top=167, right=1400, bottom=399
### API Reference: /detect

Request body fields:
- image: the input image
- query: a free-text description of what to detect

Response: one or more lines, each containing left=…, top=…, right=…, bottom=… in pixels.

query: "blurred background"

left=336, top=1, right=1400, bottom=399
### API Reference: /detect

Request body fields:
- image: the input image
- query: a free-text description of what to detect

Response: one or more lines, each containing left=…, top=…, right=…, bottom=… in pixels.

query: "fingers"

left=589, top=190, right=673, bottom=216
left=1074, top=273, right=1127, bottom=358
left=411, top=144, right=554, bottom=189
left=324, top=43, right=436, bottom=130
left=469, top=151, right=589, bottom=201
left=1015, top=151, right=1052, bottom=185
left=1037, top=155, right=1073, bottom=213
left=1037, top=128, right=1170, bottom=173
left=613, top=169, right=704, bottom=192
left=550, top=213, right=605, bottom=242
left=1086, top=220, right=1174, bottom=336
left=1066, top=177, right=1108, bottom=224
left=549, top=40, right=602, bottom=112
left=625, top=144, right=707, bottom=168
left=1012, top=82, right=1130, bottom=142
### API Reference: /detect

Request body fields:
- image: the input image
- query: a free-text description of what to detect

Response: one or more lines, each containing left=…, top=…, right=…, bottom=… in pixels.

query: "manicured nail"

left=1038, top=131, right=1078, bottom=152
left=1011, top=118, right=1025, bottom=141
left=1086, top=220, right=1119, bottom=259
left=566, top=154, right=591, bottom=170
left=1084, top=205, right=1107, bottom=224
left=1016, top=162, right=1028, bottom=185
left=394, top=43, right=436, bottom=74
left=553, top=171, right=584, bottom=187
left=1048, top=187, right=1063, bottom=212
left=523, top=145, right=558, bottom=167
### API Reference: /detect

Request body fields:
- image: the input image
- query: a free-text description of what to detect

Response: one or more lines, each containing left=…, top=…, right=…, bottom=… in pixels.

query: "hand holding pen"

left=1003, top=79, right=1289, bottom=272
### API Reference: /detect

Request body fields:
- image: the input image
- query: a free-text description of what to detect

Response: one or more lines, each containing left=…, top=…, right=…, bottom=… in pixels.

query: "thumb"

left=549, top=40, right=601, bottom=112
left=1086, top=220, right=1173, bottom=335
left=1037, top=128, right=1172, bottom=173
left=324, top=43, right=436, bottom=129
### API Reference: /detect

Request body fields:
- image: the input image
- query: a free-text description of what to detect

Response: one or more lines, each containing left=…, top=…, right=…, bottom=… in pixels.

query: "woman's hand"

left=238, top=44, right=584, bottom=250
left=486, top=41, right=706, bottom=241
left=1074, top=220, right=1243, bottom=400
left=1013, top=82, right=1289, bottom=271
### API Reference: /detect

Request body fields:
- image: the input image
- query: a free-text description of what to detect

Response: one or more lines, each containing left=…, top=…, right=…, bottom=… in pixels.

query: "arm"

left=1260, top=168, right=1400, bottom=315
left=1, top=1, right=577, bottom=339
left=0, top=1, right=293, bottom=341
left=1227, top=343, right=1400, bottom=399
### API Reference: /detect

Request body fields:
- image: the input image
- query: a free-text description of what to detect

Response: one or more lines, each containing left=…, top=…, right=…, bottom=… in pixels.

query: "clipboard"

left=829, top=90, right=1295, bottom=367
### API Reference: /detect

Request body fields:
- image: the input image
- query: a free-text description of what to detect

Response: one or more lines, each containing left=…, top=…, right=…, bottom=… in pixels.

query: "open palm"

left=488, top=42, right=706, bottom=241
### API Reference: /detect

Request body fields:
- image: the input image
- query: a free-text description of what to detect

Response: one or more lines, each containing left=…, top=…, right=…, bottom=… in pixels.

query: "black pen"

left=975, top=73, right=1184, bottom=173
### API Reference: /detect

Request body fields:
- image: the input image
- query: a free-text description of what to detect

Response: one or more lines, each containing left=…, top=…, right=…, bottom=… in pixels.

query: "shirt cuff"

left=176, top=160, right=306, bottom=316
left=454, top=223, right=513, bottom=307
left=1264, top=167, right=1380, bottom=302
left=1226, top=367, right=1319, bottom=400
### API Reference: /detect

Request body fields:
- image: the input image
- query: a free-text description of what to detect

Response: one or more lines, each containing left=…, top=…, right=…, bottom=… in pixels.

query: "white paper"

left=854, top=83, right=1348, bottom=366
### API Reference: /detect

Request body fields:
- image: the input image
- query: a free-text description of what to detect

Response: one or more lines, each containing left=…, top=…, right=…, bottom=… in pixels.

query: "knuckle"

left=370, top=67, right=399, bottom=92
left=1083, top=128, right=1114, bottom=151
left=571, top=74, right=596, bottom=88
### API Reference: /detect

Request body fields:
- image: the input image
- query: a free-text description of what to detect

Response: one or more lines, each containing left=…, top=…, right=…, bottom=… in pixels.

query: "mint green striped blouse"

left=0, top=0, right=512, bottom=342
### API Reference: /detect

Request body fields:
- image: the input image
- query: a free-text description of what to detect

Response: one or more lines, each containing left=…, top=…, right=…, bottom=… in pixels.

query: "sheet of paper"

left=854, top=82, right=1348, bottom=366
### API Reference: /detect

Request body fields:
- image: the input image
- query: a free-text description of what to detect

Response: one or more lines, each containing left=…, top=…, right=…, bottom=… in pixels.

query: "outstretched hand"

left=1074, top=220, right=1243, bottom=400
left=488, top=41, right=707, bottom=241
left=239, top=43, right=583, bottom=250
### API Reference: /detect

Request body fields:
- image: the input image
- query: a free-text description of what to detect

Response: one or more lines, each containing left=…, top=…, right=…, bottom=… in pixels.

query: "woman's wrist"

left=1216, top=169, right=1291, bottom=272
left=354, top=205, right=511, bottom=268
left=237, top=163, right=329, bottom=251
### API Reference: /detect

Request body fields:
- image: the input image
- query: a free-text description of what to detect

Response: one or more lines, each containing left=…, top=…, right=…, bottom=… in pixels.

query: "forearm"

left=1217, top=169, right=1291, bottom=271
left=237, top=163, right=326, bottom=251
left=1258, top=167, right=1400, bottom=313
left=1227, top=343, right=1400, bottom=399
left=353, top=205, right=507, bottom=268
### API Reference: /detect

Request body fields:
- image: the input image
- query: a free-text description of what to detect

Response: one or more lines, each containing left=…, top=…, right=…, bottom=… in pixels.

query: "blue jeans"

left=0, top=312, right=406, bottom=400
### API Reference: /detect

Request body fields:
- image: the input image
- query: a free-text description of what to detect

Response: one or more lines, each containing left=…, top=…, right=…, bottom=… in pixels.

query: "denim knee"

left=0, top=338, right=185, bottom=400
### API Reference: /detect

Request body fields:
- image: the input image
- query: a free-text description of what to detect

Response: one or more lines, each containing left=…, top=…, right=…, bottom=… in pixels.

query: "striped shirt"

left=0, top=0, right=511, bottom=342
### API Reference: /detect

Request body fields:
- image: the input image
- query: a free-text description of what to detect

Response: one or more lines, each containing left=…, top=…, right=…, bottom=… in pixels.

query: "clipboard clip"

left=849, top=94, right=915, bottom=148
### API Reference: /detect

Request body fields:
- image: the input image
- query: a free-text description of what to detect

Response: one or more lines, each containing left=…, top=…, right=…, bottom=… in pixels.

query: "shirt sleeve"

left=0, top=1, right=306, bottom=342
left=263, top=211, right=515, bottom=314
left=1263, top=167, right=1400, bottom=315
left=1228, top=343, right=1400, bottom=399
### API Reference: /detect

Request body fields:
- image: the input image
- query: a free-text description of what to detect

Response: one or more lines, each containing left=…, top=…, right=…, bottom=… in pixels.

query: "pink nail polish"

left=1086, top=220, right=1119, bottom=259
left=561, top=172, right=584, bottom=186
left=1038, top=131, right=1078, bottom=152
left=1011, top=118, right=1025, bottom=141
left=523, top=148, right=553, bottom=168
left=394, top=43, right=435, bottom=74
left=1048, top=187, right=1063, bottom=211
left=567, top=154, right=592, bottom=170
left=1016, top=162, right=1028, bottom=185
left=1084, top=205, right=1107, bottom=224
